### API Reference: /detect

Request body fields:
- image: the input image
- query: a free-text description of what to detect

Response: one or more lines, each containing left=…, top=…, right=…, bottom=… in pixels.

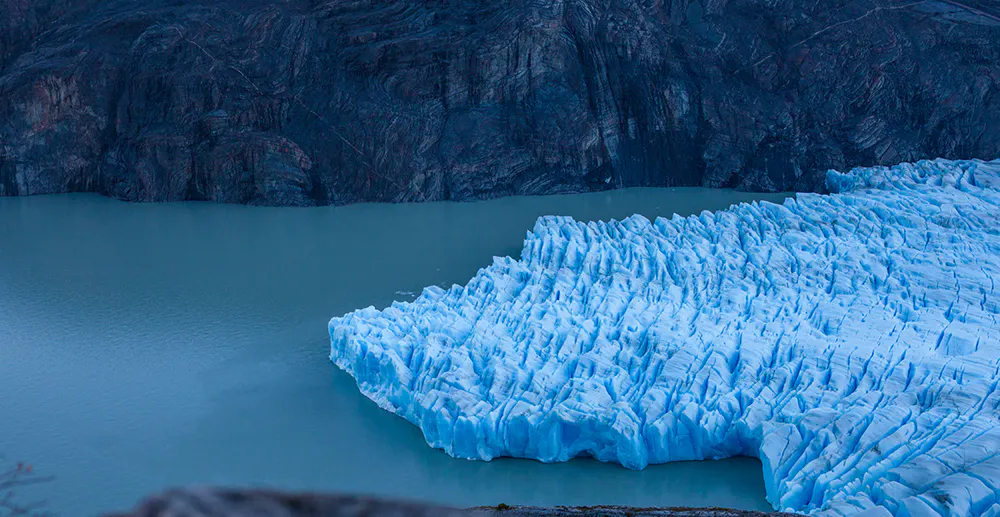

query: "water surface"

left=0, top=188, right=791, bottom=516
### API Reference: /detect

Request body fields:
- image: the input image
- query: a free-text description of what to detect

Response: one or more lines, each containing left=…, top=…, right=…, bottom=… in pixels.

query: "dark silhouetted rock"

left=2, top=0, right=999, bottom=205
left=105, top=489, right=800, bottom=517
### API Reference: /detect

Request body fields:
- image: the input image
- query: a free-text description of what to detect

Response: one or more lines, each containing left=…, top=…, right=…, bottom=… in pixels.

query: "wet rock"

left=2, top=0, right=999, bottom=205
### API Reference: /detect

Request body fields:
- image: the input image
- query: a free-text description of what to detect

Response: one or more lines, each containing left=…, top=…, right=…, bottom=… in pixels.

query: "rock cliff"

left=2, top=0, right=999, bottom=205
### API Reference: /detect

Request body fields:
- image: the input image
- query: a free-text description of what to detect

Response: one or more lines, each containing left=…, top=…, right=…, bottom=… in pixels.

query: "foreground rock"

left=2, top=0, right=999, bottom=205
left=107, top=490, right=794, bottom=517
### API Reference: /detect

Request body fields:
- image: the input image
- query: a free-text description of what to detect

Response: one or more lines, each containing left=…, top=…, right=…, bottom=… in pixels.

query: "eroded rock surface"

left=2, top=0, right=999, bottom=205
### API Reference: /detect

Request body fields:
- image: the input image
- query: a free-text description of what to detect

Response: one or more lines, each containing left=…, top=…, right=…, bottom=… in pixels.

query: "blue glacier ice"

left=330, top=159, right=1000, bottom=517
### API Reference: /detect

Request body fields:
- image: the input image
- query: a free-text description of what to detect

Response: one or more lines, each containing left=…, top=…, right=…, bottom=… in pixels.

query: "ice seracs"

left=330, top=159, right=1000, bottom=517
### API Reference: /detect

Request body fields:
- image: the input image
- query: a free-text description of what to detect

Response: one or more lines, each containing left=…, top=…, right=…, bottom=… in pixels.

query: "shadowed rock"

left=105, top=489, right=799, bottom=516
left=2, top=0, right=999, bottom=205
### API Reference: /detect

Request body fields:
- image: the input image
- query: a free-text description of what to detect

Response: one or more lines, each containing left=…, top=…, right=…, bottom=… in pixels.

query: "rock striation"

left=2, top=0, right=999, bottom=205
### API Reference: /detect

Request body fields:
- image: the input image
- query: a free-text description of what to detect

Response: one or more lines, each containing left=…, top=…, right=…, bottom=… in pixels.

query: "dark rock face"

left=2, top=0, right=999, bottom=205
left=106, top=489, right=799, bottom=517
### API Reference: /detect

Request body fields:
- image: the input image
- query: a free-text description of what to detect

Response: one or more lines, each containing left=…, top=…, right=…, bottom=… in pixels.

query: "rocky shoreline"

left=107, top=490, right=796, bottom=517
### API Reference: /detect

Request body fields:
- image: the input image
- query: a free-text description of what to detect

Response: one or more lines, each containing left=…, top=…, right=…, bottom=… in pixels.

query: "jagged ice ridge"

left=330, top=159, right=1000, bottom=517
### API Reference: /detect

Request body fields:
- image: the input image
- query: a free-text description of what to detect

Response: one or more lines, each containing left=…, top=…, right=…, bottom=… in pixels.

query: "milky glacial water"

left=0, top=188, right=790, bottom=516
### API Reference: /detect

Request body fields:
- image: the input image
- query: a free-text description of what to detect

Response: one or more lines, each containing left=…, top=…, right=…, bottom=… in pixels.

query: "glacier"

left=329, top=159, right=1000, bottom=517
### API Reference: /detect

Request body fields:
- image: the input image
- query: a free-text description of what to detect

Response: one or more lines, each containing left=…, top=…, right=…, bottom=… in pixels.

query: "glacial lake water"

left=0, top=188, right=792, bottom=516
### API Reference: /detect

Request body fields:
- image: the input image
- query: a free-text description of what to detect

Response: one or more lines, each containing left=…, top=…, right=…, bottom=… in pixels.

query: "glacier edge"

left=330, top=158, right=1000, bottom=517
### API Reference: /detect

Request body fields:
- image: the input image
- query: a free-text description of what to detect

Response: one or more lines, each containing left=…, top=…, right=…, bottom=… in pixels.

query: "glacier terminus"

left=330, top=159, right=1000, bottom=517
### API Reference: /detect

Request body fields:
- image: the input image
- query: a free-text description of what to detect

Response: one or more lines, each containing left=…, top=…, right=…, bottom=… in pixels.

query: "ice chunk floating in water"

left=330, top=159, right=1000, bottom=517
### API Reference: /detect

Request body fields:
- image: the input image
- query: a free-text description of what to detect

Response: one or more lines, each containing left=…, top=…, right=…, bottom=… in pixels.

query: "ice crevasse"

left=330, top=159, right=1000, bottom=517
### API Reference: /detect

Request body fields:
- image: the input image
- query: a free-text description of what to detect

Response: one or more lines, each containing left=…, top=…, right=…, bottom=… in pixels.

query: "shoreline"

left=109, top=489, right=794, bottom=517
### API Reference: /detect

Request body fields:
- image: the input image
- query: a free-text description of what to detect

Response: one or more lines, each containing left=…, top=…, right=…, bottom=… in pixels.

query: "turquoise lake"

left=0, top=188, right=791, bottom=516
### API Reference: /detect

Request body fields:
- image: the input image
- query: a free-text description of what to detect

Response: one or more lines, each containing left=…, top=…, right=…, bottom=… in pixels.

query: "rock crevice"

left=1, top=0, right=999, bottom=205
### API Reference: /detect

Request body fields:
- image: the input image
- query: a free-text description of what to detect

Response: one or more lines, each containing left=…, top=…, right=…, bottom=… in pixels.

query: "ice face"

left=329, top=159, right=1000, bottom=517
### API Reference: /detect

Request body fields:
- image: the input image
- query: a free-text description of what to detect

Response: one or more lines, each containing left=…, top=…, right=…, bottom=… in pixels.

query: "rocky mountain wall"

left=2, top=0, right=999, bottom=205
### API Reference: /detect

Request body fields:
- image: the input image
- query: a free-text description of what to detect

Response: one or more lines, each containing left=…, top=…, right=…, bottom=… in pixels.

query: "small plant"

left=0, top=458, right=53, bottom=517
left=495, top=503, right=511, bottom=511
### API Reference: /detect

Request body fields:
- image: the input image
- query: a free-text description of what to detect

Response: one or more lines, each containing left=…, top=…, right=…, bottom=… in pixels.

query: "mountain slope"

left=1, top=0, right=998, bottom=205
